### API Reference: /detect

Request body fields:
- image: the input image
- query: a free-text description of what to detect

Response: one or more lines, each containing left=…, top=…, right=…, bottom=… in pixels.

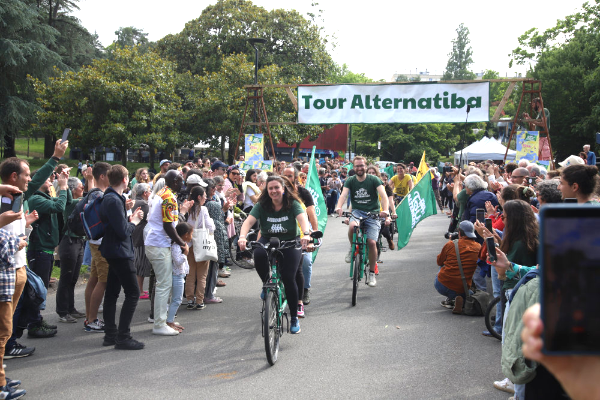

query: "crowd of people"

left=0, top=138, right=598, bottom=399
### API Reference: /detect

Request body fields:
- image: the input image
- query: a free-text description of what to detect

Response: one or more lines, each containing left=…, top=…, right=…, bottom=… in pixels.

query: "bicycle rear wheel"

left=230, top=216, right=255, bottom=269
left=264, top=290, right=280, bottom=365
left=352, top=251, right=360, bottom=306
left=484, top=296, right=502, bottom=340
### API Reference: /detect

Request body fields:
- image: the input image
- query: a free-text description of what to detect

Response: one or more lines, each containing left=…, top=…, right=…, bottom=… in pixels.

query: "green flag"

left=342, top=162, right=352, bottom=171
left=382, top=165, right=394, bottom=179
left=395, top=173, right=437, bottom=250
left=306, top=146, right=328, bottom=261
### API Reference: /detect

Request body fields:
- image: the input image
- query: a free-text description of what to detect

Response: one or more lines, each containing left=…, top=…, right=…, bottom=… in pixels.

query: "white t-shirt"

left=243, top=186, right=256, bottom=209
left=144, top=194, right=175, bottom=248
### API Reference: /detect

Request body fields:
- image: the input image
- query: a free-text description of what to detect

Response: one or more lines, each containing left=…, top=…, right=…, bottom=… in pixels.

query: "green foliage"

left=31, top=47, right=185, bottom=166
left=106, top=26, right=155, bottom=56
left=156, top=0, right=335, bottom=83
left=329, top=63, right=374, bottom=83
left=442, top=23, right=476, bottom=81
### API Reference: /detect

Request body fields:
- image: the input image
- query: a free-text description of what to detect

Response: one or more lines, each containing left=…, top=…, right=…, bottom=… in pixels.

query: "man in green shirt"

left=335, top=156, right=389, bottom=287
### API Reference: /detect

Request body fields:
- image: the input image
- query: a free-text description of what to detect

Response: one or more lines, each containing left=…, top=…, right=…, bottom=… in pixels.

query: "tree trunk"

left=149, top=146, right=155, bottom=171
left=294, top=141, right=301, bottom=159
left=121, top=147, right=128, bottom=167
left=44, top=134, right=55, bottom=158
left=3, top=132, right=16, bottom=158
left=220, top=135, right=226, bottom=161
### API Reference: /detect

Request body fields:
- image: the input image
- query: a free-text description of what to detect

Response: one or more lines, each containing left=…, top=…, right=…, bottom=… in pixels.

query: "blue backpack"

left=67, top=188, right=102, bottom=237
left=81, top=192, right=106, bottom=240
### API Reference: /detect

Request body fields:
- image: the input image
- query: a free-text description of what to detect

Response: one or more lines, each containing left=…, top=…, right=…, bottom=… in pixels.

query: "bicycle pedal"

left=381, top=248, right=388, bottom=252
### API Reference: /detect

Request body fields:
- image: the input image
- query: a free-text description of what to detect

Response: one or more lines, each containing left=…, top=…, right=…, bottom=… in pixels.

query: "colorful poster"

left=245, top=134, right=264, bottom=162
left=237, top=160, right=273, bottom=171
left=515, top=131, right=540, bottom=163
left=298, top=82, right=490, bottom=124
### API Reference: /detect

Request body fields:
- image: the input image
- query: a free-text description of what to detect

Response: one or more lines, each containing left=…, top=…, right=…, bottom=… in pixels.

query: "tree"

left=442, top=23, right=476, bottom=81
left=156, top=0, right=335, bottom=84
left=31, top=47, right=185, bottom=167
left=0, top=0, right=64, bottom=158
left=107, top=26, right=155, bottom=55
left=330, top=63, right=374, bottom=83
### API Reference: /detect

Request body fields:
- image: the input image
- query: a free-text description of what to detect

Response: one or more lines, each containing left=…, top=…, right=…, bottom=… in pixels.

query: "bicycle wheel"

left=264, top=290, right=280, bottom=365
left=352, top=250, right=360, bottom=306
left=484, top=296, right=502, bottom=340
left=230, top=216, right=255, bottom=269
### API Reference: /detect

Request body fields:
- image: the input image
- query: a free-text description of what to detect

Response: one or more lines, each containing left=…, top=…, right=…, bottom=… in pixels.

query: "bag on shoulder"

left=82, top=191, right=107, bottom=240
left=453, top=240, right=491, bottom=316
left=192, top=208, right=218, bottom=262
left=67, top=188, right=102, bottom=237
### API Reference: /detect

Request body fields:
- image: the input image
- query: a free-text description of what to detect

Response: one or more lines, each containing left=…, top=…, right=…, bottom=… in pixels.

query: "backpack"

left=81, top=190, right=108, bottom=240
left=67, top=188, right=102, bottom=237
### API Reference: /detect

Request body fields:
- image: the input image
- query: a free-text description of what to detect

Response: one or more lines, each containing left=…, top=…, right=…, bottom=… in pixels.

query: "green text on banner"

left=298, top=83, right=489, bottom=124
left=306, top=146, right=328, bottom=262
left=395, top=173, right=438, bottom=250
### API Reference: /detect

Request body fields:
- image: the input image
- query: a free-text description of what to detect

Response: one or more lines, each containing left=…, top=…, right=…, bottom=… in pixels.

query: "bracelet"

left=51, top=156, right=60, bottom=162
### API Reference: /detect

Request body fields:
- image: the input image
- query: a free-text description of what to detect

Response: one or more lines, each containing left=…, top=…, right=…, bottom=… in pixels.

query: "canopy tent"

left=454, top=136, right=516, bottom=165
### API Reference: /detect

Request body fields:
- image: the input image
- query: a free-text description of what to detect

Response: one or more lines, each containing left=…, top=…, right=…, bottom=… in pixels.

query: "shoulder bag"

left=192, top=207, right=218, bottom=262
left=454, top=240, right=490, bottom=316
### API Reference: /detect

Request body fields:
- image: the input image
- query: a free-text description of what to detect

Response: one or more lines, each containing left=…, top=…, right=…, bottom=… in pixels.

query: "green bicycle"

left=247, top=231, right=323, bottom=366
left=342, top=211, right=381, bottom=306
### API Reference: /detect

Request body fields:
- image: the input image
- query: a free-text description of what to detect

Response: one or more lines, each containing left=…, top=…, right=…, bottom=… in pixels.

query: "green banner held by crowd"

left=395, top=173, right=438, bottom=250
left=382, top=164, right=394, bottom=179
left=306, top=146, right=328, bottom=261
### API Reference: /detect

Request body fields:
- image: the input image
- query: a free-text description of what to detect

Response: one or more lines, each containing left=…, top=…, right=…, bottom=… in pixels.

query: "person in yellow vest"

left=390, top=163, right=414, bottom=204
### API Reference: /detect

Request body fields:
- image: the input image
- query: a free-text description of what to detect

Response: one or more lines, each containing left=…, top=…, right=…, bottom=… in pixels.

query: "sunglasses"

left=230, top=171, right=240, bottom=176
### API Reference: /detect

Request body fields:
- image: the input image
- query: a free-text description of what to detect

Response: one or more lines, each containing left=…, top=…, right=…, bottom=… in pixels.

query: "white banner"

left=297, top=82, right=489, bottom=124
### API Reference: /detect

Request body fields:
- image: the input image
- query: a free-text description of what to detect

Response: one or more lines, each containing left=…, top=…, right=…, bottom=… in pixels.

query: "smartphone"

left=527, top=176, right=536, bottom=186
left=564, top=198, right=577, bottom=203
left=0, top=196, right=11, bottom=214
left=11, top=194, right=22, bottom=212
left=486, top=237, right=496, bottom=262
left=476, top=208, right=485, bottom=223
left=539, top=204, right=600, bottom=354
left=61, top=128, right=70, bottom=144
left=485, top=218, right=493, bottom=232
left=0, top=194, right=23, bottom=214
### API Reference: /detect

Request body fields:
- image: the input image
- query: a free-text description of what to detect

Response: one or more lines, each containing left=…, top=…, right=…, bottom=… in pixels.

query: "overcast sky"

left=74, top=0, right=584, bottom=81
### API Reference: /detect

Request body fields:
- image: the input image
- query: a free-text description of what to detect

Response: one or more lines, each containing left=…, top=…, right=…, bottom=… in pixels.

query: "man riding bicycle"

left=335, top=156, right=389, bottom=287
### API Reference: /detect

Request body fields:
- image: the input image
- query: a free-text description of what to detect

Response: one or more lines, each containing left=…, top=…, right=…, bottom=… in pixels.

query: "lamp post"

left=247, top=38, right=267, bottom=136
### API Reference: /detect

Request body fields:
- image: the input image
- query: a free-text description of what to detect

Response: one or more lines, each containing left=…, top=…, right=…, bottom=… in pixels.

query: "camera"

left=444, top=231, right=459, bottom=240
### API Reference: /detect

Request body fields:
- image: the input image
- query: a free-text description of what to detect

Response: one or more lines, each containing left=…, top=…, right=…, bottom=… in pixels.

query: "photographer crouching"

left=434, top=221, right=481, bottom=314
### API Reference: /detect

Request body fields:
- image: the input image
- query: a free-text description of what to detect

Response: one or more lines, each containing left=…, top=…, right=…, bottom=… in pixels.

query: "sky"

left=73, top=0, right=584, bottom=81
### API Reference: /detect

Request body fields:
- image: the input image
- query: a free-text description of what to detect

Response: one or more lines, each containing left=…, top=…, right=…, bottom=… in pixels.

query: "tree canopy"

left=442, top=23, right=476, bottom=81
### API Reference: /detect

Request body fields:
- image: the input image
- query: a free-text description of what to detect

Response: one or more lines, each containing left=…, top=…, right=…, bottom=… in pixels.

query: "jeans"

left=502, top=288, right=514, bottom=344
left=167, top=274, right=185, bottom=323
left=514, top=383, right=526, bottom=400
left=434, top=276, right=472, bottom=300
left=471, top=265, right=487, bottom=291
left=26, top=250, right=53, bottom=289
left=103, top=258, right=140, bottom=342
left=327, top=189, right=339, bottom=214
left=56, top=237, right=85, bottom=316
left=204, top=261, right=218, bottom=300
left=82, top=241, right=92, bottom=266
left=145, top=246, right=172, bottom=329
left=491, top=267, right=503, bottom=335
left=302, top=253, right=312, bottom=289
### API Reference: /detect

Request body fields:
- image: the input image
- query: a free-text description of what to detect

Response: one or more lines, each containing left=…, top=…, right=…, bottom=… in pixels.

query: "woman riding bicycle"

left=238, top=176, right=311, bottom=334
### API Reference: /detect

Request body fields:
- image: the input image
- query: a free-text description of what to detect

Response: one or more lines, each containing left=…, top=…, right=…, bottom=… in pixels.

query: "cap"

left=159, top=159, right=172, bottom=167
left=211, top=161, right=228, bottom=171
left=558, top=155, right=585, bottom=168
left=458, top=221, right=477, bottom=239
left=186, top=174, right=208, bottom=187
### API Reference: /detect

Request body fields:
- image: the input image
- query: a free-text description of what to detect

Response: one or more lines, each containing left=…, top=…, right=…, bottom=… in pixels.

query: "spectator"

left=145, top=171, right=191, bottom=336
left=557, top=155, right=584, bottom=169
left=435, top=221, right=481, bottom=314
left=462, top=174, right=499, bottom=233
left=535, top=180, right=562, bottom=207
left=211, top=161, right=228, bottom=177
left=167, top=222, right=193, bottom=333
left=558, top=164, right=599, bottom=204
left=99, top=165, right=145, bottom=350
left=131, top=183, right=152, bottom=300
left=153, top=159, right=172, bottom=184
left=510, top=167, right=529, bottom=186
left=583, top=144, right=596, bottom=166
left=55, top=177, right=86, bottom=323
left=203, top=178, right=229, bottom=304
left=326, top=170, right=342, bottom=216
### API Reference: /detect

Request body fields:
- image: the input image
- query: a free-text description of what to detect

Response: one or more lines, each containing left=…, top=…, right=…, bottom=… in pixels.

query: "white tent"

left=454, top=136, right=516, bottom=165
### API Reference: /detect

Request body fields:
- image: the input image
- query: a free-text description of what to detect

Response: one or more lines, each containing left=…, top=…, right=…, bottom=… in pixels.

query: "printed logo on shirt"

left=267, top=216, right=289, bottom=223
left=355, top=188, right=370, bottom=199
left=269, top=223, right=287, bottom=234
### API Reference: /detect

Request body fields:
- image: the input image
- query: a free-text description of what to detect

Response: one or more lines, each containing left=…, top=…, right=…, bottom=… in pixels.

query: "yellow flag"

left=415, top=151, right=429, bottom=183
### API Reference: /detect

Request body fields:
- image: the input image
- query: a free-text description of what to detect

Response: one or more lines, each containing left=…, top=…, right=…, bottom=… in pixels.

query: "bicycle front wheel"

left=484, top=296, right=502, bottom=340
left=264, top=290, right=280, bottom=365
left=352, top=251, right=360, bottom=306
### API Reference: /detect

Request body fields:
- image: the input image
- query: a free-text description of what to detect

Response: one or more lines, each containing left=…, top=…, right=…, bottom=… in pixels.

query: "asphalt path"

left=9, top=211, right=509, bottom=400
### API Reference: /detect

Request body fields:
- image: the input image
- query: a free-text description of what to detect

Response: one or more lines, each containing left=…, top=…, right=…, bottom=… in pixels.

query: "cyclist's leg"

left=278, top=247, right=303, bottom=320
left=364, top=218, right=381, bottom=272
left=253, top=237, right=270, bottom=283
left=295, top=258, right=305, bottom=304
left=366, top=238, right=378, bottom=271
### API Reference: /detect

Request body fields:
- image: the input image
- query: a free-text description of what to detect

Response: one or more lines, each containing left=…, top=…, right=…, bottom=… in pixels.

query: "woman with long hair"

left=559, top=164, right=599, bottom=204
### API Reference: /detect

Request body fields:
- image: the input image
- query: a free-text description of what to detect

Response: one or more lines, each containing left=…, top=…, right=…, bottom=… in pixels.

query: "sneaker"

left=27, top=324, right=57, bottom=338
left=70, top=310, right=86, bottom=319
left=115, top=338, right=145, bottom=350
left=345, top=249, right=352, bottom=263
left=84, top=319, right=105, bottom=333
left=387, top=238, right=395, bottom=250
left=83, top=319, right=89, bottom=329
left=216, top=280, right=226, bottom=287
left=452, top=296, right=464, bottom=315
left=102, top=336, right=116, bottom=346
left=493, top=378, right=515, bottom=394
left=139, top=293, right=150, bottom=299
left=195, top=303, right=205, bottom=310
left=0, top=384, right=26, bottom=399
left=186, top=302, right=196, bottom=310
left=368, top=272, right=377, bottom=287
left=58, top=314, right=77, bottom=323
left=147, top=317, right=154, bottom=323
left=302, top=289, right=310, bottom=305
left=4, top=343, right=35, bottom=359
left=40, top=319, right=57, bottom=330
left=5, top=378, right=20, bottom=389
left=152, top=325, right=179, bottom=336
left=290, top=318, right=301, bottom=334
left=440, top=298, right=455, bottom=309
left=204, top=297, right=223, bottom=304
left=260, top=288, right=266, bottom=300
left=218, top=270, right=231, bottom=278
left=297, top=304, right=305, bottom=318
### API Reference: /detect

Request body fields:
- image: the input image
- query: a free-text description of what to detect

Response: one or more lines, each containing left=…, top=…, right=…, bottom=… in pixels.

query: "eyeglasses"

left=230, top=172, right=240, bottom=176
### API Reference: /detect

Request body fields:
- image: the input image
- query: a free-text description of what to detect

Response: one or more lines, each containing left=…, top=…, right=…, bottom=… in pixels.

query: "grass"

left=14, top=137, right=45, bottom=157
left=51, top=264, right=89, bottom=280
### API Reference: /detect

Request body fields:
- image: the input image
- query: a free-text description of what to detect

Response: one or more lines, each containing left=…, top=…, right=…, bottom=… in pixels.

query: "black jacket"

left=99, top=187, right=136, bottom=260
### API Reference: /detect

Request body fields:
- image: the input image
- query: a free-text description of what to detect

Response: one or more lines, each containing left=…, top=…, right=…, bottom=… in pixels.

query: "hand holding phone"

left=61, top=128, right=71, bottom=144
left=486, top=237, right=497, bottom=262
left=485, top=218, right=493, bottom=233
left=476, top=208, right=485, bottom=223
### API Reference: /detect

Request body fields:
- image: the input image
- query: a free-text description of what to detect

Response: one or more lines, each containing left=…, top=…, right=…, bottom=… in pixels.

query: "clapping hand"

left=130, top=207, right=144, bottom=225
left=485, top=200, right=498, bottom=216
left=25, top=210, right=39, bottom=227
left=125, top=198, right=135, bottom=211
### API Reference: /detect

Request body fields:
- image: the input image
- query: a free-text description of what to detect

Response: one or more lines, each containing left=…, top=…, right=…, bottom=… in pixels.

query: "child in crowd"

left=167, top=222, right=193, bottom=333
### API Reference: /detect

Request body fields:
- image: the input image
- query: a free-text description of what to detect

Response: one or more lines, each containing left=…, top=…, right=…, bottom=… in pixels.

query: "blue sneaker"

left=260, top=288, right=266, bottom=300
left=0, top=384, right=26, bottom=399
left=290, top=318, right=301, bottom=334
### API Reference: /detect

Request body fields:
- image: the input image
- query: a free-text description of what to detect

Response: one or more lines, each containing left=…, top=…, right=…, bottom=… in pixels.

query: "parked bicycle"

left=484, top=289, right=507, bottom=340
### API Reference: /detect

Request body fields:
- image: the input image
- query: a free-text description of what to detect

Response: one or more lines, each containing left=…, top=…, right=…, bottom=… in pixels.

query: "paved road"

left=9, top=212, right=508, bottom=399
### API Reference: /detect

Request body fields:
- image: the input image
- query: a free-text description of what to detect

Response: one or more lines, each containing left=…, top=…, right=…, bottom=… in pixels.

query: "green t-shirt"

left=250, top=200, right=304, bottom=241
left=503, top=240, right=537, bottom=290
left=344, top=174, right=383, bottom=213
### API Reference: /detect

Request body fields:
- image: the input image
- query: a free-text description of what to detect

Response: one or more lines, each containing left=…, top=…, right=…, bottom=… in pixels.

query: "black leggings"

left=254, top=236, right=303, bottom=319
